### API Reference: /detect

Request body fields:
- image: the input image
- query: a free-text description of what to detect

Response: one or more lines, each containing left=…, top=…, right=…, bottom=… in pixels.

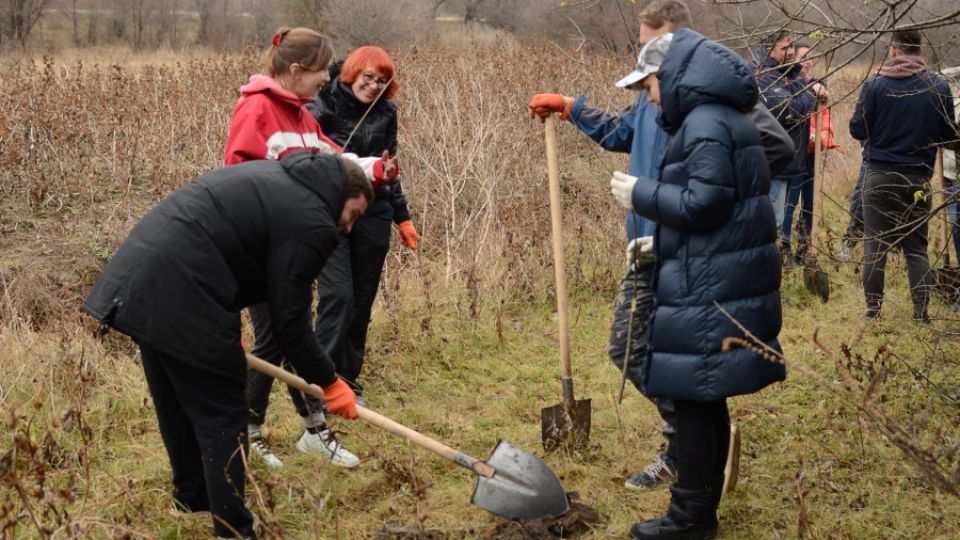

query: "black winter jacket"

left=81, top=152, right=350, bottom=386
left=751, top=48, right=817, bottom=178
left=631, top=29, right=786, bottom=401
left=307, top=62, right=410, bottom=222
left=850, top=56, right=956, bottom=174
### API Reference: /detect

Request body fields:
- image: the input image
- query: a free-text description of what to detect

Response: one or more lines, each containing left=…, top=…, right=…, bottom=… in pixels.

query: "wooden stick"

left=544, top=116, right=572, bottom=384
left=245, top=353, right=495, bottom=478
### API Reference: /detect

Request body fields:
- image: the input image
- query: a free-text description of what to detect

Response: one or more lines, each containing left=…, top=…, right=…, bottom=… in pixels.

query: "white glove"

left=610, top=171, right=637, bottom=210
left=626, top=236, right=654, bottom=268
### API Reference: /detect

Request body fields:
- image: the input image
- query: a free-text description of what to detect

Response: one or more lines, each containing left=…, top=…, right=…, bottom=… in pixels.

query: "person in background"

left=527, top=0, right=792, bottom=494
left=751, top=31, right=823, bottom=266
left=225, top=27, right=397, bottom=469
left=850, top=29, right=957, bottom=321
left=940, top=69, right=960, bottom=294
left=609, top=29, right=786, bottom=539
left=306, top=46, right=417, bottom=407
left=782, top=43, right=842, bottom=267
left=81, top=152, right=370, bottom=538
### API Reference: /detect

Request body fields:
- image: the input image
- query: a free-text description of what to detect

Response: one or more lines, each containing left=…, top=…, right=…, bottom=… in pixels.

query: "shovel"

left=931, top=148, right=960, bottom=304
left=540, top=115, right=591, bottom=451
left=803, top=108, right=830, bottom=302
left=245, top=353, right=569, bottom=519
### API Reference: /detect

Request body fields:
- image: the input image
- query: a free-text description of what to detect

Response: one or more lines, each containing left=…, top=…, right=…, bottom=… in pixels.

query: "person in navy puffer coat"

left=609, top=28, right=786, bottom=540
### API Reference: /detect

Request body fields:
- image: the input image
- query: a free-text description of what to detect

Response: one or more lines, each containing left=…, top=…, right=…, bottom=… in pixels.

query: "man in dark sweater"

left=850, top=29, right=957, bottom=321
left=81, top=151, right=372, bottom=538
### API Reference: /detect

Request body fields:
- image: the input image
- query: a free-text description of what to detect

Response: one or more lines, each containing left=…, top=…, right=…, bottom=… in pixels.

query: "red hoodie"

left=224, top=74, right=392, bottom=183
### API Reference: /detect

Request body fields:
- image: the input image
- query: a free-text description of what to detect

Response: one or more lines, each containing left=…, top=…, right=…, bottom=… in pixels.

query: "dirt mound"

left=481, top=501, right=602, bottom=539
left=375, top=497, right=602, bottom=540
left=374, top=527, right=462, bottom=539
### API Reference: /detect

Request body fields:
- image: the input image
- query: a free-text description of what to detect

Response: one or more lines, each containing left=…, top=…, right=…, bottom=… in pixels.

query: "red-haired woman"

left=306, top=46, right=417, bottom=407
left=226, top=28, right=396, bottom=472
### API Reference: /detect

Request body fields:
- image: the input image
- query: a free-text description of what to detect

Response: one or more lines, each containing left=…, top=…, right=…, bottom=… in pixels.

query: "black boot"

left=629, top=485, right=719, bottom=540
left=779, top=239, right=797, bottom=270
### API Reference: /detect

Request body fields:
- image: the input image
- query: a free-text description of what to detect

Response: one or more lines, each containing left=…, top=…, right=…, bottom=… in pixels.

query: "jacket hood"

left=878, top=54, right=928, bottom=79
left=281, top=150, right=346, bottom=216
left=658, top=29, right=759, bottom=132
left=239, top=74, right=313, bottom=107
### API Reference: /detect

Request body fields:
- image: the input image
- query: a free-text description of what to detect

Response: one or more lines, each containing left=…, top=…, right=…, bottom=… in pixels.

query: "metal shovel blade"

left=471, top=440, right=570, bottom=519
left=803, top=264, right=830, bottom=302
left=541, top=397, right=592, bottom=451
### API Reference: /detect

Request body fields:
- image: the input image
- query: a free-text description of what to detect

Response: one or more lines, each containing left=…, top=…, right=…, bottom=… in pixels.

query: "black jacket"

left=81, top=152, right=349, bottom=386
left=631, top=29, right=786, bottom=401
left=850, top=56, right=956, bottom=174
left=307, top=62, right=410, bottom=222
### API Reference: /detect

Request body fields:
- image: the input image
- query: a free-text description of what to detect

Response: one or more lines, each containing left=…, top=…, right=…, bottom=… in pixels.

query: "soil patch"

left=481, top=501, right=602, bottom=539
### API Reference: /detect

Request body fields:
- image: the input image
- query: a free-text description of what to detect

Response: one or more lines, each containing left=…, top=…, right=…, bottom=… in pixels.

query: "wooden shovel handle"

left=935, top=148, right=950, bottom=265
left=810, top=107, right=823, bottom=251
left=245, top=353, right=495, bottom=478
left=544, top=116, right=572, bottom=382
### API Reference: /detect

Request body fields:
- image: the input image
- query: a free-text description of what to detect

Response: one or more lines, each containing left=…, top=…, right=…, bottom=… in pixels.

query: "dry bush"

left=0, top=38, right=629, bottom=331
left=0, top=49, right=260, bottom=331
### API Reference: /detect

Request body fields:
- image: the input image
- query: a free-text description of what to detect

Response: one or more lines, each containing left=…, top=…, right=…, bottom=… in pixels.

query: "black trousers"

left=139, top=344, right=255, bottom=538
left=673, top=399, right=729, bottom=490
left=314, top=214, right=392, bottom=394
left=861, top=169, right=932, bottom=319
left=844, top=160, right=868, bottom=243
left=245, top=303, right=322, bottom=424
left=608, top=261, right=677, bottom=464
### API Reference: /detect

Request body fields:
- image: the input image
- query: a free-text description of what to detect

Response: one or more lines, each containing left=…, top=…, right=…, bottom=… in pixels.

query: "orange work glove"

left=397, top=220, right=418, bottom=249
left=528, top=94, right=574, bottom=122
left=322, top=378, right=358, bottom=420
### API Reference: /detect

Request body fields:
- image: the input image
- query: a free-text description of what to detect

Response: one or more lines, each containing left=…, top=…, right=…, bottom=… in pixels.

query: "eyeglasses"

left=361, top=72, right=389, bottom=87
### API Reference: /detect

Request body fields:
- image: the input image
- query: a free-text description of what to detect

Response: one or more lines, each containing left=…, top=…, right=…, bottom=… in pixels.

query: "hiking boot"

left=250, top=434, right=284, bottom=469
left=722, top=424, right=740, bottom=494
left=625, top=456, right=676, bottom=490
left=629, top=485, right=720, bottom=540
left=297, top=429, right=360, bottom=468
left=779, top=240, right=796, bottom=270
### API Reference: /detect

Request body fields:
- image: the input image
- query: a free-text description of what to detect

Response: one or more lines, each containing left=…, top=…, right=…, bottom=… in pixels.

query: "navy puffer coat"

left=630, top=29, right=786, bottom=401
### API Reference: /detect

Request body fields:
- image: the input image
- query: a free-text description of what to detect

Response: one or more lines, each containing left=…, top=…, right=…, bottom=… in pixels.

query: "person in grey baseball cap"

left=609, top=28, right=786, bottom=540
left=615, top=32, right=674, bottom=92
left=528, top=3, right=792, bottom=524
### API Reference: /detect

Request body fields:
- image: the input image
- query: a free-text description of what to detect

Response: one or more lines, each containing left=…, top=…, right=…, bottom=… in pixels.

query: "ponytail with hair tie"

left=271, top=28, right=289, bottom=48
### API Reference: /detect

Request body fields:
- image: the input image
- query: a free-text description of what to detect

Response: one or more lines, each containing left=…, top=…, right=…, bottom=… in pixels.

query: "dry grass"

left=0, top=40, right=958, bottom=538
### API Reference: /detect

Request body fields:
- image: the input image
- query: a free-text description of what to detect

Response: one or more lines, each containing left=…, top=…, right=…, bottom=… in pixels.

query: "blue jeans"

left=783, top=176, right=814, bottom=246
left=769, top=178, right=789, bottom=236
left=770, top=175, right=803, bottom=238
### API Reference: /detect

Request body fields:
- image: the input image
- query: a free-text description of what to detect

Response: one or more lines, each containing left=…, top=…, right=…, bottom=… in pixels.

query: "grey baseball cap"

left=615, top=32, right=674, bottom=90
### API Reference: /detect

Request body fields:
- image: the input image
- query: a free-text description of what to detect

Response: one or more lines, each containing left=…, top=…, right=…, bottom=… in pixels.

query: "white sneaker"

left=250, top=435, right=284, bottom=469
left=296, top=429, right=360, bottom=468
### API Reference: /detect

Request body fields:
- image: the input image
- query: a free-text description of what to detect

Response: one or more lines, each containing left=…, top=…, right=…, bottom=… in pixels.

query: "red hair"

left=340, top=46, right=399, bottom=100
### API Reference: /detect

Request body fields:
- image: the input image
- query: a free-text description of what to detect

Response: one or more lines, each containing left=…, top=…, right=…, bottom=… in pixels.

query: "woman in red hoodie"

left=224, top=27, right=394, bottom=470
